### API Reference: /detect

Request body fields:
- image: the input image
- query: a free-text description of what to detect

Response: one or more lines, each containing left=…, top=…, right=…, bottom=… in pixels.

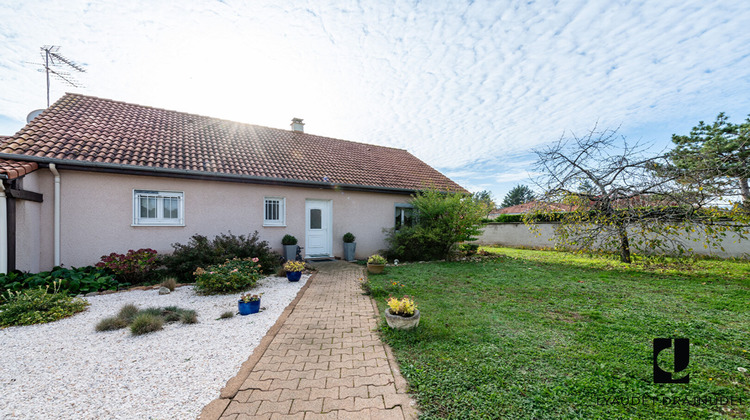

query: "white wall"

left=476, top=222, right=750, bottom=258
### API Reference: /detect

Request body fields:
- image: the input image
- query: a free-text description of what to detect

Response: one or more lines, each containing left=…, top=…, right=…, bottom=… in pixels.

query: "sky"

left=1, top=0, right=749, bottom=203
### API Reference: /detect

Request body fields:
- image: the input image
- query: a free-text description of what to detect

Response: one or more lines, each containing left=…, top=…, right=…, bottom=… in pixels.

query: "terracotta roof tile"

left=491, top=201, right=575, bottom=215
left=0, top=94, right=464, bottom=192
left=0, top=157, right=39, bottom=180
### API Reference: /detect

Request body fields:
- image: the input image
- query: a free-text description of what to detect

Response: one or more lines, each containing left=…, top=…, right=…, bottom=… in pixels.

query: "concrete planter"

left=385, top=309, right=420, bottom=330
left=367, top=263, right=385, bottom=274
left=283, top=245, right=298, bottom=262
left=343, top=242, right=356, bottom=261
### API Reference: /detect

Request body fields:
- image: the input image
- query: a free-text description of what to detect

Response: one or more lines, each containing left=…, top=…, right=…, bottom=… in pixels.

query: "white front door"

left=305, top=199, right=332, bottom=258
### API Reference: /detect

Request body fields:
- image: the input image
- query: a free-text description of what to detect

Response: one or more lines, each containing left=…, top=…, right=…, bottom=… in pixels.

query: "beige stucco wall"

left=476, top=222, right=750, bottom=258
left=16, top=171, right=47, bottom=272
left=18, top=169, right=411, bottom=271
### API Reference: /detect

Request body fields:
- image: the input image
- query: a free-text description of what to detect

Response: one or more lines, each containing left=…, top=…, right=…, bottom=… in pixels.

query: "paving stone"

left=303, top=411, right=338, bottom=419
left=279, top=388, right=312, bottom=401
left=322, top=396, right=355, bottom=412
left=289, top=398, right=324, bottom=414
left=354, top=396, right=385, bottom=411
left=309, top=386, right=339, bottom=400
left=369, top=407, right=405, bottom=420
left=256, top=399, right=293, bottom=416
left=223, top=400, right=261, bottom=416
left=339, top=386, right=369, bottom=399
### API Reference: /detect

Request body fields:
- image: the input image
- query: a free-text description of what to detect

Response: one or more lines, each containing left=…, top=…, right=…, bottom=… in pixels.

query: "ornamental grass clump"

left=95, top=304, right=198, bottom=335
left=193, top=257, right=262, bottom=295
left=386, top=295, right=417, bottom=317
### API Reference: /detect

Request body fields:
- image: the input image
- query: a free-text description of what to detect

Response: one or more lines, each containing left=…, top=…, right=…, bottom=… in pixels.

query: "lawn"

left=366, top=247, right=749, bottom=419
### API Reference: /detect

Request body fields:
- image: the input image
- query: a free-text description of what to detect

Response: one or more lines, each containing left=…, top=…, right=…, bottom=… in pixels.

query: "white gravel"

left=0, top=274, right=309, bottom=420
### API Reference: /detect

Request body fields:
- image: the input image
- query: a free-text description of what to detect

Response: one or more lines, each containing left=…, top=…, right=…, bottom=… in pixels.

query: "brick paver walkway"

left=201, top=261, right=418, bottom=420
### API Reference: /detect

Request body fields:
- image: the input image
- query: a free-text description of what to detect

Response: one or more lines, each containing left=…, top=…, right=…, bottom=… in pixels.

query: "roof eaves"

left=0, top=153, right=417, bottom=195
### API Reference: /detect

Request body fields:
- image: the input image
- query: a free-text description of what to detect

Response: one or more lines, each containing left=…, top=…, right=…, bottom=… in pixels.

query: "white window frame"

left=132, top=190, right=185, bottom=226
left=395, top=203, right=415, bottom=231
left=264, top=197, right=286, bottom=227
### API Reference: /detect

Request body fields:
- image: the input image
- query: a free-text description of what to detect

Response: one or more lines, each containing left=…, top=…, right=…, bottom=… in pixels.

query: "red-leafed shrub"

left=96, top=248, right=159, bottom=285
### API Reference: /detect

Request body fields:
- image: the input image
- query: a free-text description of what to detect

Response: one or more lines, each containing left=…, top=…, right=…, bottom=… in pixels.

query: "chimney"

left=291, top=118, right=305, bottom=133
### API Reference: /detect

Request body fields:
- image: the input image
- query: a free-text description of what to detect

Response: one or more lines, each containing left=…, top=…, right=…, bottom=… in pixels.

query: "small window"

left=395, top=204, right=415, bottom=230
left=133, top=190, right=184, bottom=226
left=264, top=197, right=286, bottom=226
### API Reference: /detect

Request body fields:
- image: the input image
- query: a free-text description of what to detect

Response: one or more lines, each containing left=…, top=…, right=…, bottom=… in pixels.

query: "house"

left=0, top=93, right=464, bottom=273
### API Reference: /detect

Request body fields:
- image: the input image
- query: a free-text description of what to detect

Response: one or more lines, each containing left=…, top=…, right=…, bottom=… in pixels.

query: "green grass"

left=367, top=247, right=749, bottom=419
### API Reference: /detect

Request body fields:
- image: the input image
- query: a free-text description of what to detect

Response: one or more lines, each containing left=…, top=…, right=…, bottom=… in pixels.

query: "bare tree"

left=527, top=125, right=748, bottom=263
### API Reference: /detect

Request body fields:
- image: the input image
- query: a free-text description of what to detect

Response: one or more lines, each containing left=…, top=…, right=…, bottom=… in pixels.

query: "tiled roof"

left=0, top=158, right=39, bottom=180
left=492, top=201, right=575, bottom=215
left=0, top=94, right=465, bottom=192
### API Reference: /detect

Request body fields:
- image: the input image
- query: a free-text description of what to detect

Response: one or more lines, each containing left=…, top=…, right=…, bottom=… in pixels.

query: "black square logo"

left=653, top=338, right=690, bottom=383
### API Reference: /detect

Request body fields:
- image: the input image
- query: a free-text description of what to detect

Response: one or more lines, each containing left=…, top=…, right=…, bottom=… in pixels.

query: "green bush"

left=96, top=248, right=160, bottom=285
left=219, top=311, right=234, bottom=319
left=343, top=232, right=355, bottom=243
left=193, top=257, right=262, bottom=295
left=385, top=189, right=487, bottom=261
left=130, top=313, right=164, bottom=335
left=0, top=266, right=119, bottom=300
left=0, top=284, right=89, bottom=327
left=459, top=243, right=479, bottom=255
left=492, top=214, right=524, bottom=223
left=161, top=231, right=280, bottom=282
left=282, top=234, right=298, bottom=245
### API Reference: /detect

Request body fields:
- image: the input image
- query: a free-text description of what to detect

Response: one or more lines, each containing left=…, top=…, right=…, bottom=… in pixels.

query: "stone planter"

left=367, top=263, right=385, bottom=274
left=343, top=242, right=356, bottom=261
left=283, top=245, right=298, bottom=262
left=385, top=309, right=420, bottom=330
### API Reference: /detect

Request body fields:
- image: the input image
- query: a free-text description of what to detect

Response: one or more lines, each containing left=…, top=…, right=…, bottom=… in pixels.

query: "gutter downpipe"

left=49, top=164, right=61, bottom=267
left=0, top=177, right=7, bottom=274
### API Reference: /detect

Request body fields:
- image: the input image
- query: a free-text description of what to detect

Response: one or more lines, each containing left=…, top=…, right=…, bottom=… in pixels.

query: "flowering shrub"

left=193, top=257, right=262, bottom=295
left=368, top=254, right=387, bottom=264
left=240, top=293, right=262, bottom=303
left=283, top=260, right=306, bottom=272
left=96, top=248, right=159, bottom=285
left=386, top=295, right=417, bottom=317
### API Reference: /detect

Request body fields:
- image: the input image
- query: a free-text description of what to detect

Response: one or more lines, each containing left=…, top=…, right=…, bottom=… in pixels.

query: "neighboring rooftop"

left=491, top=201, right=575, bottom=216
left=0, top=94, right=465, bottom=192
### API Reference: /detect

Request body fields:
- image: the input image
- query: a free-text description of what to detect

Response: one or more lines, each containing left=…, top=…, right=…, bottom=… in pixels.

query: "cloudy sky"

left=1, top=1, right=749, bottom=202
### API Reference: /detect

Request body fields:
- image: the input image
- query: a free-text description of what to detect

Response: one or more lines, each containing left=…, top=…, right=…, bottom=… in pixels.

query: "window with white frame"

left=264, top=197, right=286, bottom=226
left=133, top=190, right=184, bottom=226
left=395, top=203, right=415, bottom=230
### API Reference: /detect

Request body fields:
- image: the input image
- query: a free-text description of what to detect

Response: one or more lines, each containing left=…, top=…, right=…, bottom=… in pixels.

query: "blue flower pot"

left=286, top=271, right=302, bottom=282
left=238, top=299, right=261, bottom=315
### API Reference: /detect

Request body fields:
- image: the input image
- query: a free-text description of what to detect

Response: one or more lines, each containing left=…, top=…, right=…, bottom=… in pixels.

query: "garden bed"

left=0, top=274, right=309, bottom=419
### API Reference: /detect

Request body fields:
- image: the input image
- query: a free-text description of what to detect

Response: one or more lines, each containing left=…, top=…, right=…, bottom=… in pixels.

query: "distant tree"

left=501, top=185, right=535, bottom=208
left=667, top=112, right=750, bottom=206
left=529, top=125, right=749, bottom=263
left=472, top=190, right=495, bottom=216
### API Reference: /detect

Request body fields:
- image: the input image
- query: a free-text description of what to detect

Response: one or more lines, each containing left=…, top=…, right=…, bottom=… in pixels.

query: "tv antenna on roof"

left=34, top=46, right=86, bottom=107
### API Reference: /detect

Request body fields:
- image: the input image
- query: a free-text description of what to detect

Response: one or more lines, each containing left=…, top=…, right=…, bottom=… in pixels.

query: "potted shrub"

left=283, top=260, right=305, bottom=282
left=384, top=295, right=420, bottom=329
left=343, top=232, right=356, bottom=261
left=282, top=234, right=298, bottom=262
left=238, top=293, right=262, bottom=315
left=367, top=254, right=387, bottom=274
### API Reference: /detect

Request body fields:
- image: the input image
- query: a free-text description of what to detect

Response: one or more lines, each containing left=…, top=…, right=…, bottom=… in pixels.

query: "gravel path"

left=0, top=274, right=309, bottom=420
